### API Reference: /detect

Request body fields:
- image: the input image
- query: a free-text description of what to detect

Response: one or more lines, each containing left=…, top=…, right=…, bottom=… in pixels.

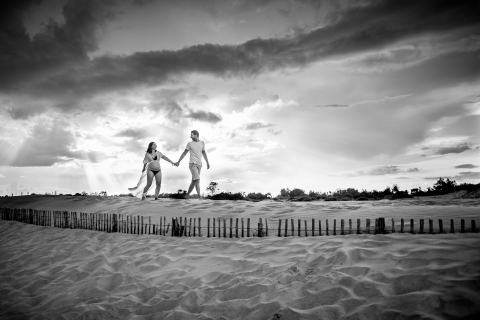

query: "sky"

left=0, top=0, right=479, bottom=196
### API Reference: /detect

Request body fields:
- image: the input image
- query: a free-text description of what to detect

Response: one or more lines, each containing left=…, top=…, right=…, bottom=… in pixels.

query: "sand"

left=1, top=196, right=480, bottom=319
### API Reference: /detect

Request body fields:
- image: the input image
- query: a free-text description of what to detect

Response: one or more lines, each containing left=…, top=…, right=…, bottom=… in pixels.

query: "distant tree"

left=289, top=188, right=306, bottom=197
left=383, top=187, right=392, bottom=195
left=433, top=178, right=457, bottom=193
left=206, top=182, right=218, bottom=196
left=392, top=184, right=399, bottom=194
left=81, top=191, right=88, bottom=196
left=280, top=188, right=290, bottom=197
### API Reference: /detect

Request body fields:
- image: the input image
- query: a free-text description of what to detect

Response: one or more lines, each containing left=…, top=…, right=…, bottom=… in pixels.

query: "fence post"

left=438, top=219, right=444, bottom=233
left=242, top=218, right=244, bottom=237
left=429, top=219, right=433, bottom=234
left=291, top=219, right=294, bottom=236
left=391, top=218, right=395, bottom=233
left=193, top=218, right=196, bottom=236
left=265, top=219, right=268, bottom=237
left=326, top=219, right=329, bottom=236
left=304, top=220, right=307, bottom=237
left=366, top=219, right=370, bottom=234
left=259, top=218, right=264, bottom=237
left=297, top=219, right=301, bottom=236
left=236, top=218, right=239, bottom=238
left=410, top=219, right=415, bottom=234
left=349, top=219, right=352, bottom=235
left=319, top=220, right=322, bottom=236
left=461, top=219, right=465, bottom=233
left=223, top=219, right=227, bottom=238
left=278, top=219, right=282, bottom=237
left=379, top=218, right=385, bottom=234
left=230, top=218, right=233, bottom=238
left=420, top=219, right=424, bottom=234
left=472, top=220, right=477, bottom=233
left=207, top=218, right=210, bottom=237
left=333, top=219, right=337, bottom=235
left=212, top=217, right=215, bottom=237
left=341, top=219, right=345, bottom=235
left=312, top=219, right=315, bottom=236
left=247, top=218, right=250, bottom=237
left=198, top=218, right=202, bottom=237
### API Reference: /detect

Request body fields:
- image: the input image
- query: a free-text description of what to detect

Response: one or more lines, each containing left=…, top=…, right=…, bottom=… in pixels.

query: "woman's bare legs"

left=142, top=170, right=154, bottom=199
left=154, top=172, right=162, bottom=199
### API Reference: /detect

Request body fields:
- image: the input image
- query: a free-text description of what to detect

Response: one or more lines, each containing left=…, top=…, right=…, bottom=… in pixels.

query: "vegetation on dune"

left=10, top=178, right=476, bottom=200
left=205, top=178, right=479, bottom=202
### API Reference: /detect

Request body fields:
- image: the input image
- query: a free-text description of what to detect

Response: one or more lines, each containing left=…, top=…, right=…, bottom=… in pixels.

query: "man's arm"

left=175, top=149, right=189, bottom=166
left=202, top=150, right=210, bottom=169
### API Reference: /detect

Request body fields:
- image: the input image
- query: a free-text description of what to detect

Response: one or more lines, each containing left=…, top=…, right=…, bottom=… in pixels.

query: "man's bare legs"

left=187, top=178, right=201, bottom=199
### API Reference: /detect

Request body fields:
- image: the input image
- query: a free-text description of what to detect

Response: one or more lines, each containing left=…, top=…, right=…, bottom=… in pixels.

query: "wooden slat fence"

left=1, top=207, right=478, bottom=237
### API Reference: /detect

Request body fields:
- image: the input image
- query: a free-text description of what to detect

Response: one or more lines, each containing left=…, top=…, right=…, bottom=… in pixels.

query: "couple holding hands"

left=128, top=130, right=210, bottom=200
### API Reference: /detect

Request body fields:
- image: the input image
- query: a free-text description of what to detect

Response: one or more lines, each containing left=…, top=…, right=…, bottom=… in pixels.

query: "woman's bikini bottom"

left=150, top=170, right=161, bottom=175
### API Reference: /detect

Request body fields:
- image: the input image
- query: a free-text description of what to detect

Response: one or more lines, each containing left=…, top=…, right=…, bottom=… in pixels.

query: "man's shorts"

left=189, top=163, right=202, bottom=180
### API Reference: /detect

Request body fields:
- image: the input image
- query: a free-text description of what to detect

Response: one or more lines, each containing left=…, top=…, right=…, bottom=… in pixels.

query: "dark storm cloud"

left=1, top=0, right=480, bottom=116
left=0, top=0, right=119, bottom=89
left=435, top=143, right=471, bottom=155
left=454, top=164, right=479, bottom=169
left=244, top=122, right=275, bottom=130
left=8, top=120, right=104, bottom=166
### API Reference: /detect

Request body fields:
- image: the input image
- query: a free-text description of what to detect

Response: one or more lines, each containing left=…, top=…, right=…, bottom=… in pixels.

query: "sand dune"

left=1, top=196, right=480, bottom=319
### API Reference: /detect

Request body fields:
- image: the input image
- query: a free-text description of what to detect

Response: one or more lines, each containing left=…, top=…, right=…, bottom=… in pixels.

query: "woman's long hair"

left=146, top=142, right=155, bottom=154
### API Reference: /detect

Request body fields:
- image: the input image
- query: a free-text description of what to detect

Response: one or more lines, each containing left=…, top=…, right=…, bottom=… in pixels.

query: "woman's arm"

left=142, top=153, right=152, bottom=172
left=161, top=155, right=176, bottom=166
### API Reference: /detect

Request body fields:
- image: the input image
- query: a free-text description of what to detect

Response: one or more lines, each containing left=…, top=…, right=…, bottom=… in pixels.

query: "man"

left=175, top=130, right=210, bottom=199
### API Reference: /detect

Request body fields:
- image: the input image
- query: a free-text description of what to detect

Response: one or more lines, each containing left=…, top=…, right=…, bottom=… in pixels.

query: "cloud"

left=216, top=178, right=242, bottom=184
left=347, top=165, right=420, bottom=176
left=425, top=172, right=480, bottom=180
left=317, top=104, right=349, bottom=108
left=316, top=94, right=412, bottom=108
left=0, top=173, right=5, bottom=178
left=244, top=122, right=276, bottom=130
left=434, top=143, right=471, bottom=155
left=186, top=109, right=222, bottom=124
left=456, top=171, right=480, bottom=179
left=454, top=164, right=479, bottom=169
left=114, top=128, right=150, bottom=139
left=3, top=0, right=479, bottom=117
left=267, top=128, right=282, bottom=136
left=8, top=120, right=104, bottom=167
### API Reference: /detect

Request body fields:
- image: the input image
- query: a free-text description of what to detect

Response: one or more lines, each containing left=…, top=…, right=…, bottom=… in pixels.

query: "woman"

left=128, top=142, right=176, bottom=200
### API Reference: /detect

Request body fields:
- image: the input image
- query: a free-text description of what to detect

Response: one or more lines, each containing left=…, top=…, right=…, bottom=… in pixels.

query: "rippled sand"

left=1, top=196, right=479, bottom=319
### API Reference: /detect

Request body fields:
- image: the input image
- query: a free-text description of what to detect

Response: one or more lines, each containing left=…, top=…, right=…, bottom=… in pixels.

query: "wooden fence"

left=1, top=207, right=478, bottom=237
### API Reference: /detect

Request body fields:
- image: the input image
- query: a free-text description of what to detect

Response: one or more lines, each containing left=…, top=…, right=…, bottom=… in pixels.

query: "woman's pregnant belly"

left=149, top=161, right=160, bottom=171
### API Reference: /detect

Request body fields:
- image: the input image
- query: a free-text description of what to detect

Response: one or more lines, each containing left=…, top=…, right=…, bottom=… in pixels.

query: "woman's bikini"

left=149, top=152, right=161, bottom=175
